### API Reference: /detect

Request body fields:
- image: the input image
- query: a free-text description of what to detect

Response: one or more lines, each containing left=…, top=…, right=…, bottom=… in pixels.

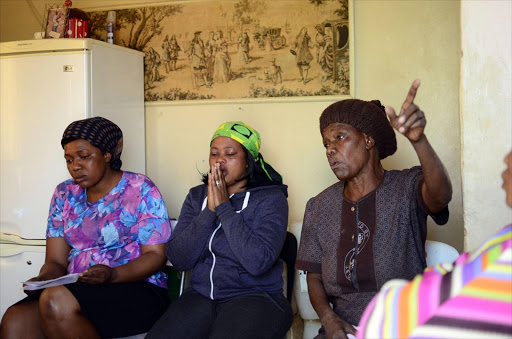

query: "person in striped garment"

left=357, top=150, right=512, bottom=338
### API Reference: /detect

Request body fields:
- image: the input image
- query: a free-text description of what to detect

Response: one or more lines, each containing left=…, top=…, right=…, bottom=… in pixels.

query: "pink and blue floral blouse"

left=46, top=171, right=171, bottom=288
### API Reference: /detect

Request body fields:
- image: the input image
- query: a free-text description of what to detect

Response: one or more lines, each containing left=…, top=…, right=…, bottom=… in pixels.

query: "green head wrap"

left=211, top=121, right=281, bottom=182
left=211, top=121, right=261, bottom=160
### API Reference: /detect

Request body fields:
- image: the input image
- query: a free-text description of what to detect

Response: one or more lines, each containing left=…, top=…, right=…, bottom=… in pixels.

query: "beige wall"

left=460, top=1, right=512, bottom=251
left=0, top=0, right=169, bottom=42
left=0, top=0, right=465, bottom=251
left=353, top=0, right=462, bottom=250
left=146, top=0, right=463, bottom=251
left=0, top=0, right=42, bottom=42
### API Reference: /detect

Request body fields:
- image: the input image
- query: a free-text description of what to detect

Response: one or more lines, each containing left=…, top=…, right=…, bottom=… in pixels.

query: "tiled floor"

left=288, top=314, right=305, bottom=339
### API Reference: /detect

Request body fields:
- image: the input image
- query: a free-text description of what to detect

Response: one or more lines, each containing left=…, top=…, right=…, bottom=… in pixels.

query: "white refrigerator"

left=0, top=38, right=145, bottom=318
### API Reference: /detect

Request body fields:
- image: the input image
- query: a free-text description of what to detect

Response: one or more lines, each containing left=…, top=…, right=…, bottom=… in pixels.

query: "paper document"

left=23, top=273, right=79, bottom=291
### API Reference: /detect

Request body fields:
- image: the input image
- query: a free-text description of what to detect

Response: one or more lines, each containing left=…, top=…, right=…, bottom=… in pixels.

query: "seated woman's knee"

left=0, top=301, right=40, bottom=337
left=39, top=286, right=79, bottom=320
left=1, top=305, right=24, bottom=331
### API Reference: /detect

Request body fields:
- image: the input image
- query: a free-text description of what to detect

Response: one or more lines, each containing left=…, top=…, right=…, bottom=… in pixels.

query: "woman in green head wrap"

left=147, top=121, right=292, bottom=339
left=208, top=121, right=282, bottom=183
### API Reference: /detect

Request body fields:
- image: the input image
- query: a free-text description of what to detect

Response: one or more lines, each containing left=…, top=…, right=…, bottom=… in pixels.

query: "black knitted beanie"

left=319, top=99, right=397, bottom=159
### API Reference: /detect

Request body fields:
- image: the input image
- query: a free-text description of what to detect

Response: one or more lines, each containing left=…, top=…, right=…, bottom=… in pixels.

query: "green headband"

left=211, top=121, right=279, bottom=182
left=211, top=121, right=261, bottom=160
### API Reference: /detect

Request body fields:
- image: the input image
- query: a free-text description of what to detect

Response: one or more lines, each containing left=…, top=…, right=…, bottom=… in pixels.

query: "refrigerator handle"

left=0, top=232, right=46, bottom=246
left=0, top=244, right=46, bottom=257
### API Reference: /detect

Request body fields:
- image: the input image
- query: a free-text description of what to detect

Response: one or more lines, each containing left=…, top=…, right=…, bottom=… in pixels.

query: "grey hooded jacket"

left=166, top=183, right=288, bottom=300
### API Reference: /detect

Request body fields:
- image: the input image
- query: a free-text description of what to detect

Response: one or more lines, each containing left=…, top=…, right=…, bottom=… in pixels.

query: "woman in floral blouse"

left=0, top=117, right=172, bottom=339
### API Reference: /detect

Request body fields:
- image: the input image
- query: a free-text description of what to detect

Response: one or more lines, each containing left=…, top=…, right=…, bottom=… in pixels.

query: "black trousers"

left=146, top=288, right=293, bottom=339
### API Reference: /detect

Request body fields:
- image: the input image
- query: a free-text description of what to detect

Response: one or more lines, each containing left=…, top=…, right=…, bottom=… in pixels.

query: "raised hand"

left=385, top=79, right=426, bottom=142
left=207, top=164, right=229, bottom=212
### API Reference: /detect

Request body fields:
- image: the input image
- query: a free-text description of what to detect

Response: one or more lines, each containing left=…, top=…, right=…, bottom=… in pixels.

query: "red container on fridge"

left=65, top=8, right=90, bottom=38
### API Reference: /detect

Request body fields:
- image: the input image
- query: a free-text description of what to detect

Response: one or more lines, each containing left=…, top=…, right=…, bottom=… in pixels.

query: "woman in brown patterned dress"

left=296, top=80, right=452, bottom=339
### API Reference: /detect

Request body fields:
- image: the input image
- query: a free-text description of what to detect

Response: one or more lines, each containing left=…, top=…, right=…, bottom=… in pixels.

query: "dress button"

left=351, top=206, right=355, bottom=212
left=352, top=234, right=355, bottom=241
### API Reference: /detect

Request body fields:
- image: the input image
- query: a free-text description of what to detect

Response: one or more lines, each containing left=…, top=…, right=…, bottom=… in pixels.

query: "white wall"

left=460, top=1, right=512, bottom=251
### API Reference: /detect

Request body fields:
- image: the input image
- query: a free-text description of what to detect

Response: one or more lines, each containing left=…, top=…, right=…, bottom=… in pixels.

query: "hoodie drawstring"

left=205, top=191, right=250, bottom=299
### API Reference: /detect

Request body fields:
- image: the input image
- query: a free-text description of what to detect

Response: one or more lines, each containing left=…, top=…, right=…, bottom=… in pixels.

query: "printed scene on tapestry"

left=88, top=0, right=350, bottom=101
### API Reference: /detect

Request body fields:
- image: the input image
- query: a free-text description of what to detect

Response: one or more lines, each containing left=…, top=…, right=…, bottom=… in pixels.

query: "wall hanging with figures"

left=86, top=0, right=353, bottom=102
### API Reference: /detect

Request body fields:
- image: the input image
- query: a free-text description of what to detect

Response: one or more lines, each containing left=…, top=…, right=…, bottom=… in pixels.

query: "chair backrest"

left=289, top=222, right=320, bottom=320
left=280, top=231, right=298, bottom=303
left=425, top=240, right=459, bottom=267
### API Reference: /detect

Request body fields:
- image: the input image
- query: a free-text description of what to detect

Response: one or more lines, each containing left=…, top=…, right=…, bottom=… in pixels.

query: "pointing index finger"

left=402, top=79, right=421, bottom=112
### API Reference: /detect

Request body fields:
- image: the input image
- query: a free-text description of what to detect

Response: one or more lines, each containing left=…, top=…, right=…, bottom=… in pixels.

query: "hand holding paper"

left=23, top=273, right=79, bottom=291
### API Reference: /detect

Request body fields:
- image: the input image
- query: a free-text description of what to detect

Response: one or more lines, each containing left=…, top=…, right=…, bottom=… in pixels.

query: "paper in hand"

left=23, top=273, right=79, bottom=291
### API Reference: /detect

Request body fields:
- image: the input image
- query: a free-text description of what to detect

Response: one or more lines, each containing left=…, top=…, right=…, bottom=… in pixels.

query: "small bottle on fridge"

left=107, top=11, right=116, bottom=44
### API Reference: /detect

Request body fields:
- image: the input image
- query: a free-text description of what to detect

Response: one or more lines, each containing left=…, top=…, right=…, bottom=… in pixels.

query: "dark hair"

left=201, top=146, right=279, bottom=189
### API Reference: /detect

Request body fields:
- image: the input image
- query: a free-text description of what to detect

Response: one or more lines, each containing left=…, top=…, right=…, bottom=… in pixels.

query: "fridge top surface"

left=0, top=38, right=144, bottom=56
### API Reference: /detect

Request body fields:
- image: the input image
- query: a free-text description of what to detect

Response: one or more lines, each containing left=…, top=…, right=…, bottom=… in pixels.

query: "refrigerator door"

left=1, top=50, right=89, bottom=239
left=88, top=42, right=145, bottom=175
left=0, top=244, right=46, bottom=318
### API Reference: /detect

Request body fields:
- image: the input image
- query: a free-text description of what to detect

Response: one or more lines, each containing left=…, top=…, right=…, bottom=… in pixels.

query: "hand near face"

left=207, top=164, right=229, bottom=212
left=385, top=79, right=426, bottom=142
left=79, top=264, right=115, bottom=284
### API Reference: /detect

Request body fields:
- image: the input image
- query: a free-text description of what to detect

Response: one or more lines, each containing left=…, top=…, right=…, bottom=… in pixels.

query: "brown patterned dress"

left=296, top=166, right=449, bottom=325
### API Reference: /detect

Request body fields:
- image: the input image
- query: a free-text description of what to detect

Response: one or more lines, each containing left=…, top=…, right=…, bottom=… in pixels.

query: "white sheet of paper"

left=23, top=273, right=79, bottom=291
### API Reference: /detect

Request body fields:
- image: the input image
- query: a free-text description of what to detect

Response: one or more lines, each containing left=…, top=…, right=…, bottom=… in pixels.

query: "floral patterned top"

left=46, top=171, right=171, bottom=288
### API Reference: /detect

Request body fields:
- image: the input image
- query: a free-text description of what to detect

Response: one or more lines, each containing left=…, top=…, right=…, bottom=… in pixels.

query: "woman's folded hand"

left=79, top=264, right=116, bottom=284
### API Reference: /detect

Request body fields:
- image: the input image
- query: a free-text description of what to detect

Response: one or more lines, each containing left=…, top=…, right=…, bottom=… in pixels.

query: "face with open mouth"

left=322, top=122, right=371, bottom=182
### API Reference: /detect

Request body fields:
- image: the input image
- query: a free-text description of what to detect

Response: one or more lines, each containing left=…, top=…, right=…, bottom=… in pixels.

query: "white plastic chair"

left=425, top=240, right=459, bottom=267
left=289, top=223, right=322, bottom=339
